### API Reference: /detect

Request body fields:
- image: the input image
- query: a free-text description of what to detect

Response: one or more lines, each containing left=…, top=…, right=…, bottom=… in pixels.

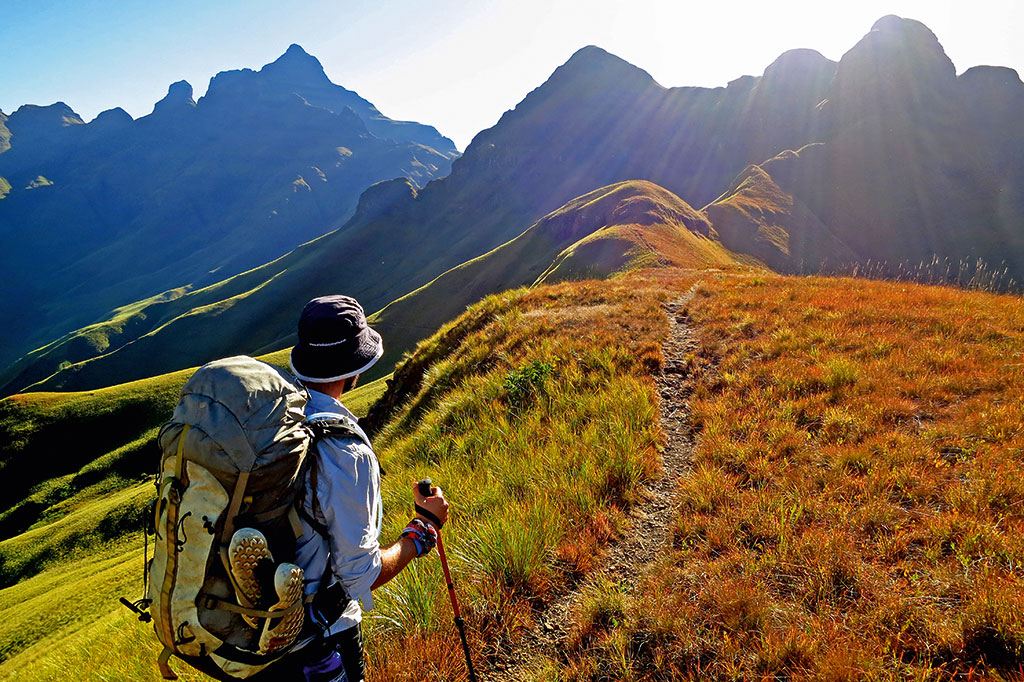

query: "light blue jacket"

left=294, top=388, right=383, bottom=635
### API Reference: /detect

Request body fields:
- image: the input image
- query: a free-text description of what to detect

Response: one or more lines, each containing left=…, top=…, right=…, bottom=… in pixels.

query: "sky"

left=1, top=0, right=1021, bottom=151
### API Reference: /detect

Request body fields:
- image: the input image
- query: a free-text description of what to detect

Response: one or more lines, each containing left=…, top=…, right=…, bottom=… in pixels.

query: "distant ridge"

left=368, top=180, right=744, bottom=375
left=0, top=45, right=459, bottom=370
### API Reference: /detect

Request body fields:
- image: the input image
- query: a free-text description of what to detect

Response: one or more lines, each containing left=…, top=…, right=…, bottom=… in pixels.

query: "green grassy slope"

left=0, top=48, right=456, bottom=373
left=0, top=368, right=387, bottom=667
left=704, top=155, right=857, bottom=272
left=0, top=370, right=191, bottom=545
left=3, top=37, right=842, bottom=397
left=368, top=179, right=744, bottom=377
left=0, top=353, right=386, bottom=548
left=1, top=270, right=1022, bottom=680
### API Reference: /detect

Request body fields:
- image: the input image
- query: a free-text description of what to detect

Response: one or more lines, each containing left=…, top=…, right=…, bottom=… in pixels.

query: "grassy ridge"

left=0, top=274, right=678, bottom=680
left=363, top=277, right=677, bottom=679
left=5, top=272, right=1021, bottom=681
left=0, top=369, right=191, bottom=544
left=559, top=274, right=1024, bottom=680
left=368, top=180, right=741, bottom=388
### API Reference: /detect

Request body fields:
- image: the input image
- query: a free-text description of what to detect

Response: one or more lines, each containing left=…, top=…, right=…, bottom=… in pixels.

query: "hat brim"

left=289, top=327, right=384, bottom=383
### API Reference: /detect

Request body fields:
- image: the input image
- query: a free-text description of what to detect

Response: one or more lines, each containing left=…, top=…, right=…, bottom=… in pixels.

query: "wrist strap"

left=414, top=503, right=443, bottom=529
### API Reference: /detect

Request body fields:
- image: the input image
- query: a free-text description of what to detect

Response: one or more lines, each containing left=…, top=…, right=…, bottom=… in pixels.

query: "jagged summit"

left=826, top=14, right=958, bottom=135
left=91, top=107, right=133, bottom=125
left=836, top=14, right=956, bottom=89
left=960, top=65, right=1024, bottom=88
left=9, top=102, right=82, bottom=124
left=259, top=43, right=330, bottom=85
left=350, top=177, right=418, bottom=223
left=762, top=49, right=835, bottom=82
left=195, top=44, right=455, bottom=155
left=152, top=80, right=196, bottom=115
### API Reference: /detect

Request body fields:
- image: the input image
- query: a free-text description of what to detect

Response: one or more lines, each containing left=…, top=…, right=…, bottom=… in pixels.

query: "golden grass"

left=560, top=273, right=1024, bottom=680
left=7, top=270, right=1022, bottom=680
left=363, top=277, right=679, bottom=680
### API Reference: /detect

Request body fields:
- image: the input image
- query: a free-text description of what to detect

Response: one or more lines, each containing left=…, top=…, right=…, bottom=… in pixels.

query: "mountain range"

left=2, top=15, right=1023, bottom=397
left=0, top=44, right=457, bottom=371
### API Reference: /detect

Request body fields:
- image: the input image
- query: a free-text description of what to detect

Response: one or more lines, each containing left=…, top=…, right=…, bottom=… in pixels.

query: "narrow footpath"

left=484, top=283, right=701, bottom=680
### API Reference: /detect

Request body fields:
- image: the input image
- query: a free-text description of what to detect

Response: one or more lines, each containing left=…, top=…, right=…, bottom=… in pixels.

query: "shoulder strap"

left=293, top=413, right=362, bottom=540
left=305, top=412, right=371, bottom=449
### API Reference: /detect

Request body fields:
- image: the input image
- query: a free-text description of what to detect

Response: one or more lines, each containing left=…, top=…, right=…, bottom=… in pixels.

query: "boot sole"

left=228, top=528, right=273, bottom=628
left=259, top=563, right=305, bottom=654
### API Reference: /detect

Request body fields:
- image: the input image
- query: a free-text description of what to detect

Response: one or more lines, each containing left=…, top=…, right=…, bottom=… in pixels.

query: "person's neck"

left=306, top=376, right=354, bottom=400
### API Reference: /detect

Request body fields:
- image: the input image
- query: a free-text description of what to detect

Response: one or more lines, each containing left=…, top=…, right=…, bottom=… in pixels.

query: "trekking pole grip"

left=415, top=478, right=444, bottom=529
left=417, top=478, right=433, bottom=498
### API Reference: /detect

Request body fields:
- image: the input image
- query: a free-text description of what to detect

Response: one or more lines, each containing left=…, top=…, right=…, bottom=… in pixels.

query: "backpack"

left=126, top=355, right=361, bottom=681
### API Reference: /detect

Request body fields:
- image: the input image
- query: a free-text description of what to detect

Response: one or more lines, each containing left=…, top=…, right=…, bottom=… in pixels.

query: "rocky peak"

left=153, top=81, right=197, bottom=116
left=87, top=107, right=134, bottom=135
left=761, top=49, right=836, bottom=89
left=548, top=45, right=657, bottom=95
left=259, top=43, right=330, bottom=86
left=958, top=66, right=1024, bottom=131
left=826, top=16, right=958, bottom=134
left=959, top=65, right=1023, bottom=93
left=92, top=107, right=133, bottom=125
left=351, top=177, right=417, bottom=223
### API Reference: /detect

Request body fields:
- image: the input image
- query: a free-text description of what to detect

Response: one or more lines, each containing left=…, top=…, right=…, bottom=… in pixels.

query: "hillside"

left=369, top=180, right=746, bottom=375
left=0, top=44, right=457, bottom=370
left=0, top=32, right=841, bottom=395
left=0, top=358, right=387, bottom=588
left=560, top=273, right=1024, bottom=680
left=1, top=270, right=1022, bottom=681
left=0, top=365, right=386, bottom=672
left=752, top=17, right=1024, bottom=274
left=705, top=158, right=857, bottom=271
left=6, top=180, right=744, bottom=395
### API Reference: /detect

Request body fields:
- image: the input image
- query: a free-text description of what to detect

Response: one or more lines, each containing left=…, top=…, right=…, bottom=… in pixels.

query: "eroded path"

left=484, top=283, right=700, bottom=680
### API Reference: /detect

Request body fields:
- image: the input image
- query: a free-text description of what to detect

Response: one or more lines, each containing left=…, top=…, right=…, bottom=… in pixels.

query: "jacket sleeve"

left=315, top=437, right=383, bottom=611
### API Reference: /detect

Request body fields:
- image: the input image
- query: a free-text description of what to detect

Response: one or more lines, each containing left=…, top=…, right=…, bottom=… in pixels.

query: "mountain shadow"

left=0, top=42, right=837, bottom=395
left=0, top=45, right=457, bottom=369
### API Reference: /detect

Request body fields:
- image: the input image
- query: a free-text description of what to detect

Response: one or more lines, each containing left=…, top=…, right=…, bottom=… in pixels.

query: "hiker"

left=282, top=294, right=450, bottom=682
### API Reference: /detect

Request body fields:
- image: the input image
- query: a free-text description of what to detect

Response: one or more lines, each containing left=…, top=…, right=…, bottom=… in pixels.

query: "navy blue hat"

left=289, top=295, right=383, bottom=382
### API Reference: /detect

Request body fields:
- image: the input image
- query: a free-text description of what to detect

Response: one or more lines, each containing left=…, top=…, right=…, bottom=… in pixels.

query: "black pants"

left=260, top=625, right=364, bottom=682
left=321, top=626, right=365, bottom=682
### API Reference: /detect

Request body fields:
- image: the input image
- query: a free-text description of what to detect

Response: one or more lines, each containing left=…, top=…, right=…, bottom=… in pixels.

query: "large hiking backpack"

left=137, top=355, right=358, bottom=681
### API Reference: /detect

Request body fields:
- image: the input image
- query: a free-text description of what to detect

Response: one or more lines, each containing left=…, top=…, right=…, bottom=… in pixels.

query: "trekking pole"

left=417, top=478, right=478, bottom=682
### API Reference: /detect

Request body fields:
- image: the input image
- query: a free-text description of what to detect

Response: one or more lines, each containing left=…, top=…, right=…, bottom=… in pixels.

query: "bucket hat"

left=289, top=295, right=383, bottom=382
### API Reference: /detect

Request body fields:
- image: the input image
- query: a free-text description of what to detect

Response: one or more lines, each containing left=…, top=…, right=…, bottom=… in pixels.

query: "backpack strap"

left=201, top=593, right=310, bottom=618
left=304, top=414, right=368, bottom=447
left=293, top=413, right=365, bottom=622
left=296, top=414, right=370, bottom=541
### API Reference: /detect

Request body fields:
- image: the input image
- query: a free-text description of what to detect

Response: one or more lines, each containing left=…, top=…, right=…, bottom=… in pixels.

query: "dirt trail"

left=484, top=283, right=700, bottom=680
